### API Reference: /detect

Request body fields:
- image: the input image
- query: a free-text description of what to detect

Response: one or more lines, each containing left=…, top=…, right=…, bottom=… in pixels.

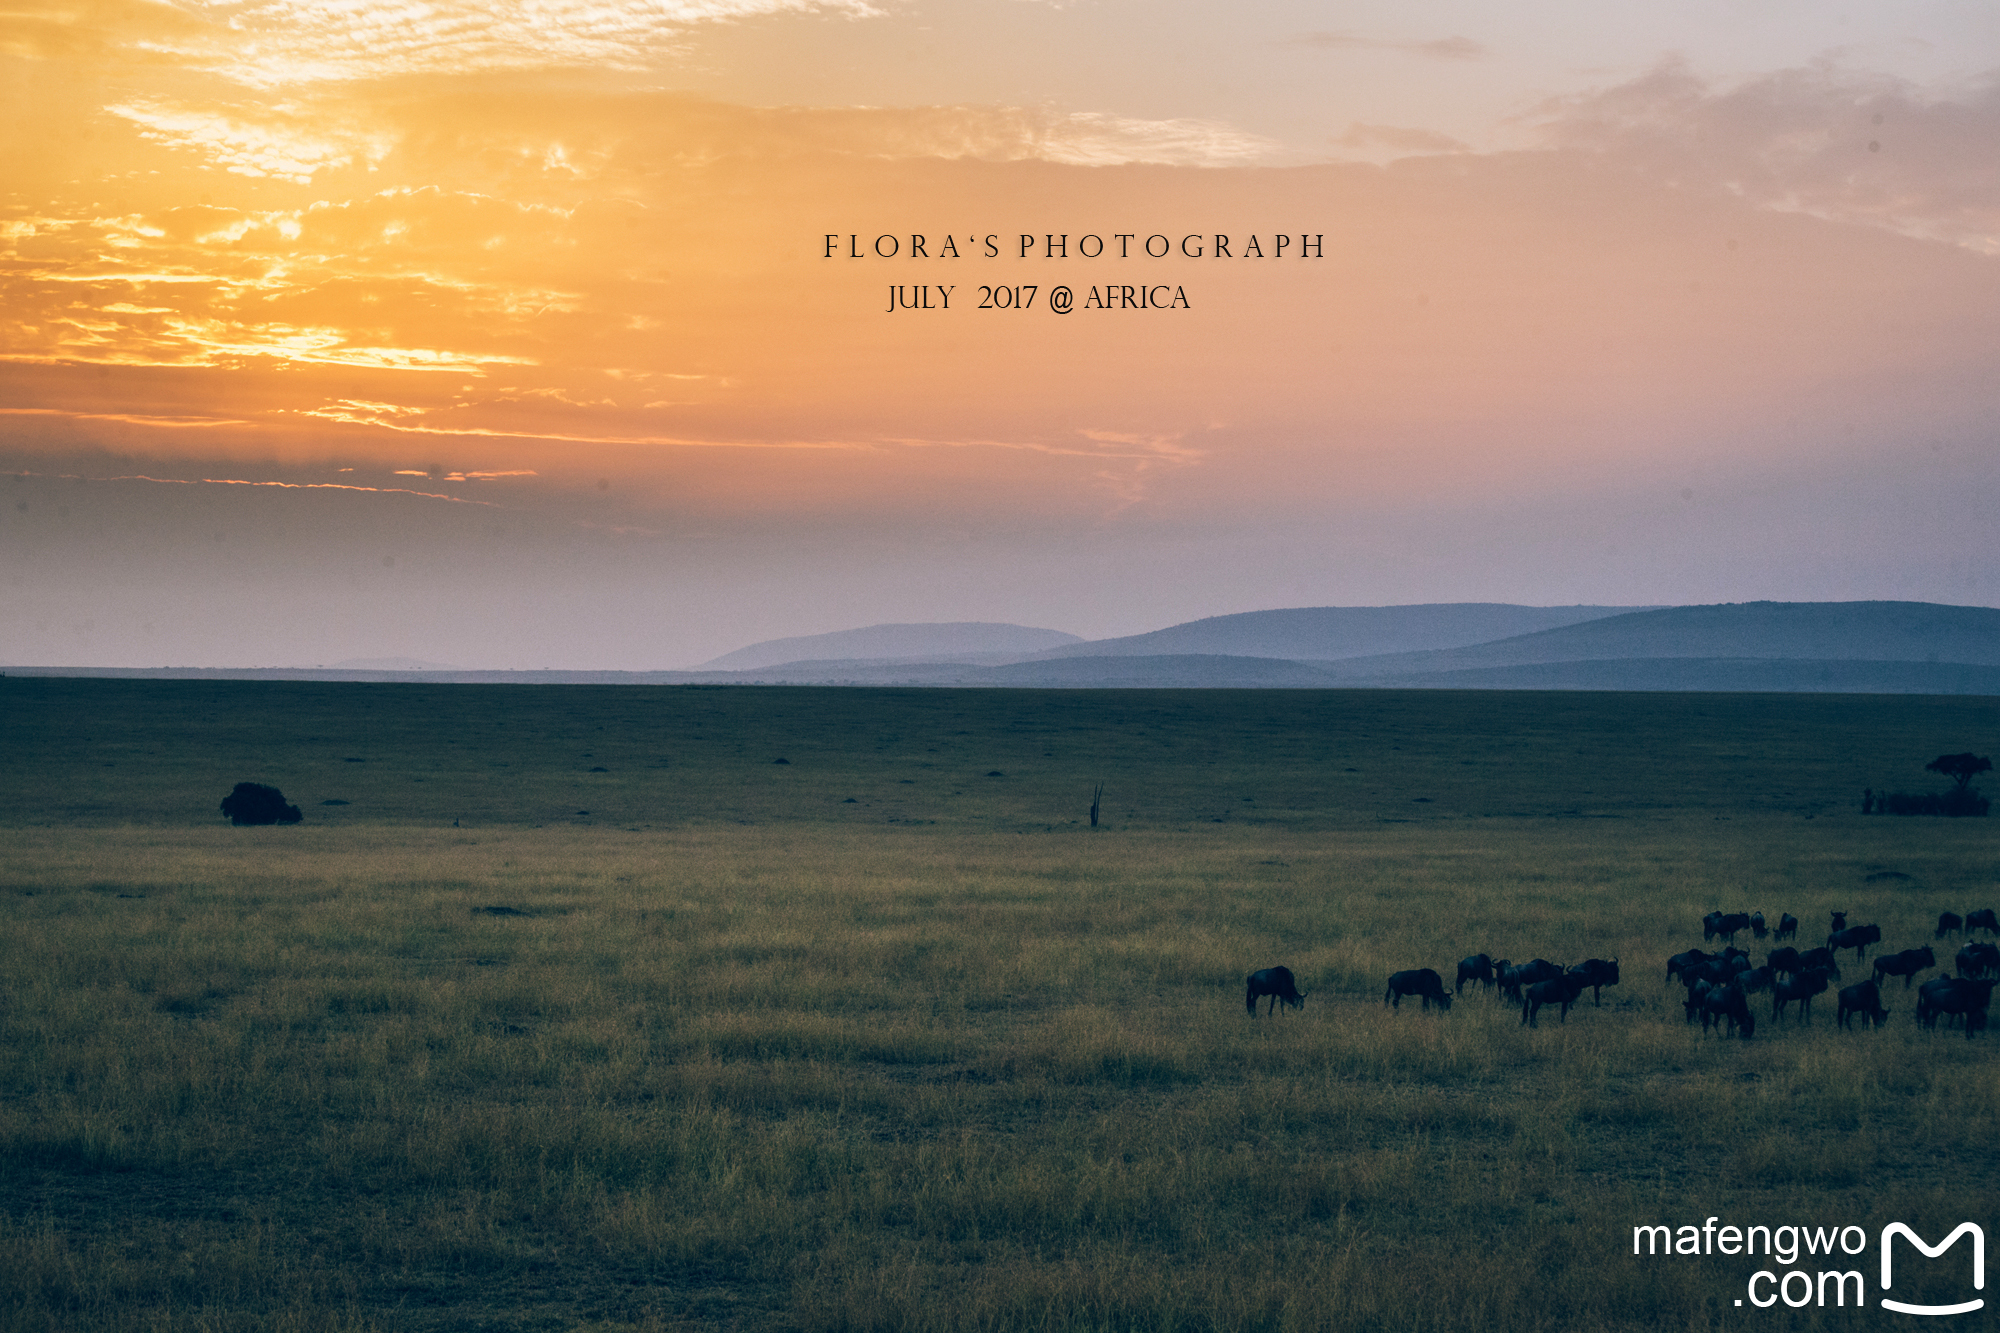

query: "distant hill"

left=694, top=622, right=1082, bottom=671
left=1315, top=601, right=2000, bottom=679
left=1033, top=604, right=1649, bottom=661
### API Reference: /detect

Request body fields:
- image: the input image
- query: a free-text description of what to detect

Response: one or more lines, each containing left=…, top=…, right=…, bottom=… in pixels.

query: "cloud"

left=1539, top=59, right=2000, bottom=254
left=1331, top=123, right=1470, bottom=156
left=104, top=98, right=395, bottom=181
left=4, top=0, right=882, bottom=87
left=1284, top=31, right=1484, bottom=61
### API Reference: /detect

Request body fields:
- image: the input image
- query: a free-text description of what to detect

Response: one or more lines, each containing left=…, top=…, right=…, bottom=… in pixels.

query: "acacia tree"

left=1925, top=753, right=1993, bottom=790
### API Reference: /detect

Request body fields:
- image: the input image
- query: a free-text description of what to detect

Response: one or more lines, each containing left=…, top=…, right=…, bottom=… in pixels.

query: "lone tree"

left=1925, top=753, right=1993, bottom=791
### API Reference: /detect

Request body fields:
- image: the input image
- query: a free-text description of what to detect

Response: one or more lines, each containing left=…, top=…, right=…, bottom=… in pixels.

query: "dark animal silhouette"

left=1916, top=977, right=1995, bottom=1037
left=1872, top=946, right=1935, bottom=989
left=1385, top=969, right=1453, bottom=1011
left=1957, top=942, right=2000, bottom=979
left=1837, top=980, right=1890, bottom=1030
left=1772, top=968, right=1834, bottom=1024
left=1765, top=946, right=1802, bottom=978
left=1667, top=949, right=1712, bottom=985
left=1698, top=985, right=1756, bottom=1039
left=1567, top=958, right=1620, bottom=1005
left=1246, top=967, right=1306, bottom=1016
left=1455, top=954, right=1495, bottom=994
left=1774, top=913, right=1799, bottom=941
left=1829, top=911, right=1848, bottom=935
left=220, top=782, right=302, bottom=826
left=1732, top=965, right=1774, bottom=996
left=1968, top=909, right=2000, bottom=937
left=1937, top=911, right=1964, bottom=939
left=1498, top=959, right=1562, bottom=1002
left=1703, top=911, right=1751, bottom=943
left=1795, top=946, right=1841, bottom=981
left=1750, top=911, right=1767, bottom=939
left=1522, top=974, right=1587, bottom=1026
left=1829, top=924, right=1882, bottom=962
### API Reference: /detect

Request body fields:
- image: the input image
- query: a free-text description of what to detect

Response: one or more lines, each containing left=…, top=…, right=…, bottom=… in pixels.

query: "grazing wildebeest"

left=1667, top=949, right=1712, bottom=986
left=1567, top=958, right=1619, bottom=1006
left=1795, top=946, right=1841, bottom=981
left=1957, top=942, right=2000, bottom=980
left=1830, top=923, right=1882, bottom=962
left=1916, top=977, right=1995, bottom=1037
left=1937, top=911, right=1964, bottom=939
left=1968, top=908, right=2000, bottom=938
left=1772, top=968, right=1833, bottom=1024
left=1837, top=980, right=1890, bottom=1030
left=1699, top=985, right=1756, bottom=1039
left=1246, top=966, right=1306, bottom=1016
left=1750, top=911, right=1768, bottom=939
left=1385, top=969, right=1453, bottom=1011
left=1873, top=946, right=1936, bottom=989
left=1765, top=946, right=1802, bottom=978
left=1829, top=911, right=1848, bottom=935
left=1522, top=974, right=1587, bottom=1026
left=1774, top=913, right=1799, bottom=941
left=1455, top=954, right=1495, bottom=995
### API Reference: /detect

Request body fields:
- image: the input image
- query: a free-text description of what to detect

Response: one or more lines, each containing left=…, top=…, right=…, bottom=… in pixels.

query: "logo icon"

left=1881, top=1223, right=1985, bottom=1316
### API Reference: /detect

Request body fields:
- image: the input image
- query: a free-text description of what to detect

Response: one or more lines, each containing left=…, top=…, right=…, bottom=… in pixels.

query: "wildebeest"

left=1772, top=968, right=1833, bottom=1024
left=1750, top=911, right=1767, bottom=939
left=1765, top=946, right=1802, bottom=978
left=1872, top=946, right=1936, bottom=989
left=1567, top=958, right=1620, bottom=1006
left=1830, top=923, right=1882, bottom=962
left=1666, top=949, right=1712, bottom=986
left=1385, top=969, right=1453, bottom=1011
left=1916, top=977, right=1995, bottom=1037
left=1829, top=910, right=1848, bottom=935
left=1837, top=980, right=1890, bottom=1030
left=1498, top=959, right=1562, bottom=1002
left=1968, top=908, right=2000, bottom=938
left=1733, top=965, right=1775, bottom=996
left=1957, top=942, right=2000, bottom=980
left=1455, top=954, right=1495, bottom=995
left=1698, top=984, right=1756, bottom=1039
left=1246, top=966, right=1306, bottom=1016
left=1937, top=911, right=1964, bottom=939
left=1522, top=974, right=1587, bottom=1026
left=1703, top=911, right=1752, bottom=943
left=1774, top=913, right=1799, bottom=941
left=1795, top=946, right=1841, bottom=981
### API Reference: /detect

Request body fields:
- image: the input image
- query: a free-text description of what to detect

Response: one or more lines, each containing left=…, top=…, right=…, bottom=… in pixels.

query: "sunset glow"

left=4, top=0, right=1999, bottom=666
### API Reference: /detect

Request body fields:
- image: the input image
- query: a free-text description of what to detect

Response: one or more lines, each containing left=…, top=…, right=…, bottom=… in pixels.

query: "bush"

left=220, top=782, right=303, bottom=825
left=1875, top=788, right=1990, bottom=817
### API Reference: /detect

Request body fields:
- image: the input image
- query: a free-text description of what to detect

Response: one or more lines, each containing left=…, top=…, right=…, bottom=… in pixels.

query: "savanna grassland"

left=1, top=678, right=1997, bottom=1333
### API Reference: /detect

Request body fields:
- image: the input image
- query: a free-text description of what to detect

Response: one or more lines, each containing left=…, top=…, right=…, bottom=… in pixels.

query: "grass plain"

left=1, top=678, right=1997, bottom=1332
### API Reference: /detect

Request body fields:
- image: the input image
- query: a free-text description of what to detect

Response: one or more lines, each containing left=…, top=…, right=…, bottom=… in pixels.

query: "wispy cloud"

left=134, top=0, right=882, bottom=87
left=1284, top=32, right=1485, bottom=61
left=1539, top=59, right=2000, bottom=254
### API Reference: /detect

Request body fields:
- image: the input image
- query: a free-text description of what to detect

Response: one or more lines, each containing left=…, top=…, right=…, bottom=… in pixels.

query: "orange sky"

left=4, top=0, right=2000, bottom=665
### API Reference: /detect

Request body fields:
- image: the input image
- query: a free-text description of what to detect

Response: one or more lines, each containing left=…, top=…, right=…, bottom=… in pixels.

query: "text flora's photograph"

left=4, top=0, right=2000, bottom=1327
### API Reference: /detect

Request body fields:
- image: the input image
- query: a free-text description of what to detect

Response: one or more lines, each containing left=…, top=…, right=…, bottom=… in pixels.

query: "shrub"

left=219, top=782, right=303, bottom=825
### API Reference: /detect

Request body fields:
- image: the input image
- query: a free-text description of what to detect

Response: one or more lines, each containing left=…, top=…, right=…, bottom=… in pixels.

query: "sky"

left=3, top=0, right=1999, bottom=667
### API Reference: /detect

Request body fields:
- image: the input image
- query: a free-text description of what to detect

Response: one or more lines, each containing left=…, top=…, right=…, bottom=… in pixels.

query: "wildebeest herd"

left=1246, top=904, right=1999, bottom=1040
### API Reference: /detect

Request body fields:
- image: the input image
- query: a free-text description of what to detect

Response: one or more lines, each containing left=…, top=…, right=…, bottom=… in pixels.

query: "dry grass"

left=1, top=680, right=1997, bottom=1330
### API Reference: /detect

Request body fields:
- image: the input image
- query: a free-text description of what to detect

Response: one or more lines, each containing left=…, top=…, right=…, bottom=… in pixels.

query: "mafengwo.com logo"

left=1634, top=1218, right=1985, bottom=1314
